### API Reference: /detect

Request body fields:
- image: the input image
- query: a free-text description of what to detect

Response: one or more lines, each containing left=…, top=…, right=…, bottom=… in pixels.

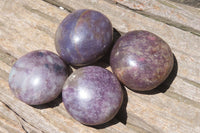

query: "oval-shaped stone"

left=55, top=9, right=113, bottom=66
left=62, top=66, right=123, bottom=125
left=110, top=30, right=174, bottom=91
left=9, top=50, right=69, bottom=105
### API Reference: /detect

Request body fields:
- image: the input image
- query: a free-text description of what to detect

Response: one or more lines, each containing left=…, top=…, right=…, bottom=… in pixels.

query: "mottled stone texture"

left=110, top=30, right=174, bottom=91
left=55, top=9, right=113, bottom=66
left=9, top=50, right=69, bottom=105
left=62, top=66, right=123, bottom=125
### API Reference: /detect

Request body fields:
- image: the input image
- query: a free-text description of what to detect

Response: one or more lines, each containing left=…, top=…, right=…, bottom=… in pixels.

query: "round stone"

left=9, top=50, right=69, bottom=105
left=55, top=9, right=113, bottom=66
left=110, top=30, right=174, bottom=91
left=62, top=66, right=123, bottom=125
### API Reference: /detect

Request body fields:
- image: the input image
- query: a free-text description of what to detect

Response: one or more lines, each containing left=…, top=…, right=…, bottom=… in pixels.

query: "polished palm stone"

left=55, top=9, right=113, bottom=66
left=110, top=30, right=174, bottom=91
left=62, top=66, right=123, bottom=125
left=9, top=50, right=69, bottom=105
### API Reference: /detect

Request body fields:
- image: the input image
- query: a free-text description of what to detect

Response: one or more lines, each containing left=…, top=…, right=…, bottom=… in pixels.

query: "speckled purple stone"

left=62, top=66, right=123, bottom=125
left=55, top=9, right=113, bottom=66
left=110, top=30, right=174, bottom=91
left=9, top=50, right=69, bottom=105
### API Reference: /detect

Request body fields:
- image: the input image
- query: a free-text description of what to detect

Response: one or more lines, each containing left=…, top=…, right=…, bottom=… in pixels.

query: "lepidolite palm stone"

left=9, top=50, right=69, bottom=105
left=62, top=66, right=123, bottom=125
left=110, top=30, right=174, bottom=91
left=55, top=9, right=113, bottom=66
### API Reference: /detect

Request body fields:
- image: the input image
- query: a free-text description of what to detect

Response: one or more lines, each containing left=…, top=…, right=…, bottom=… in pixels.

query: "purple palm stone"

left=55, top=9, right=113, bottom=66
left=9, top=50, right=69, bottom=105
left=110, top=30, right=174, bottom=91
left=62, top=66, right=123, bottom=125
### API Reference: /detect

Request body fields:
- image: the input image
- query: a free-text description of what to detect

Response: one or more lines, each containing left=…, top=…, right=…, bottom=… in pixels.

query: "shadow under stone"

left=32, top=93, right=63, bottom=109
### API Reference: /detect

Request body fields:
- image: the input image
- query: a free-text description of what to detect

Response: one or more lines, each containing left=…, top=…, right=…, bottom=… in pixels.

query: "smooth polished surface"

left=110, top=30, right=174, bottom=91
left=55, top=9, right=113, bottom=66
left=9, top=50, right=69, bottom=105
left=62, top=66, right=123, bottom=125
